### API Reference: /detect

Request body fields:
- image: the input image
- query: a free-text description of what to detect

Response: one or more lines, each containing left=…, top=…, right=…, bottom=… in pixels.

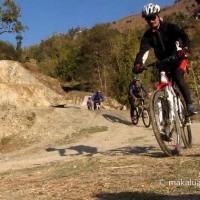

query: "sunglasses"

left=145, top=15, right=157, bottom=21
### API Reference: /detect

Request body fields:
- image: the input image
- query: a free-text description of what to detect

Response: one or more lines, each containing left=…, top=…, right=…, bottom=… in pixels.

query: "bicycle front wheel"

left=142, top=108, right=151, bottom=128
left=150, top=90, right=182, bottom=156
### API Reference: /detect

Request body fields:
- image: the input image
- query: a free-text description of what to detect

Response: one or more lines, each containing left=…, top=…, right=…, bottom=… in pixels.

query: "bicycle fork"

left=166, top=86, right=176, bottom=123
left=157, top=87, right=174, bottom=124
left=157, top=99, right=163, bottom=125
left=157, top=86, right=177, bottom=137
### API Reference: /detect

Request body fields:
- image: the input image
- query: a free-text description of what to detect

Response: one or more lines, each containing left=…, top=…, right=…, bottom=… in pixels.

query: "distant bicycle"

left=93, top=100, right=102, bottom=110
left=87, top=96, right=93, bottom=110
left=87, top=103, right=93, bottom=110
left=131, top=98, right=151, bottom=128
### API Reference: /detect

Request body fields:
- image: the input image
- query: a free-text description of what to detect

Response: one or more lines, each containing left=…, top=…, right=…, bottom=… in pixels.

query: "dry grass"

left=110, top=0, right=197, bottom=32
left=1, top=145, right=200, bottom=199
left=60, top=126, right=108, bottom=144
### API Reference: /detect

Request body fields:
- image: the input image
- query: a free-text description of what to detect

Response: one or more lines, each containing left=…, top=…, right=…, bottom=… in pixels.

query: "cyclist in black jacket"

left=133, top=3, right=197, bottom=116
left=128, top=77, right=148, bottom=119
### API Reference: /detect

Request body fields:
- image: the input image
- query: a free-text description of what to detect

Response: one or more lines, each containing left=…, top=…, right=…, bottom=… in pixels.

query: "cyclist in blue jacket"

left=92, top=90, right=105, bottom=110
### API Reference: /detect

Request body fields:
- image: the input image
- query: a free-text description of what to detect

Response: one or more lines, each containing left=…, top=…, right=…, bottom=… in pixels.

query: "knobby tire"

left=131, top=108, right=139, bottom=125
left=142, top=108, right=151, bottom=128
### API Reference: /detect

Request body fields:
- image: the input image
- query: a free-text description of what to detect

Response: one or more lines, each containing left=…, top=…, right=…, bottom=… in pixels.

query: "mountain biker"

left=128, top=77, right=148, bottom=119
left=92, top=90, right=105, bottom=110
left=132, top=3, right=197, bottom=116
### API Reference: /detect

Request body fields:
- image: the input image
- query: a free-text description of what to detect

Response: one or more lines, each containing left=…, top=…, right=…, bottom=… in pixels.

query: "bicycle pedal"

left=161, top=133, right=173, bottom=142
left=160, top=129, right=173, bottom=142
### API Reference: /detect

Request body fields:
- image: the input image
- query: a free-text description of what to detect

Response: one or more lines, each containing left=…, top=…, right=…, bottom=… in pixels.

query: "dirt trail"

left=0, top=106, right=199, bottom=173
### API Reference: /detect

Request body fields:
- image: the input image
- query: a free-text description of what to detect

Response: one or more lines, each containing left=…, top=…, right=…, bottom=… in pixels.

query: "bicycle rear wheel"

left=142, top=108, right=151, bottom=128
left=178, top=97, right=192, bottom=148
left=182, top=124, right=192, bottom=148
left=131, top=107, right=139, bottom=125
left=150, top=90, right=182, bottom=156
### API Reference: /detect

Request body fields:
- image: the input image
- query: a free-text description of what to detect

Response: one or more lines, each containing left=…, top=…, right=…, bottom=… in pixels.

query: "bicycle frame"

left=93, top=100, right=101, bottom=110
left=156, top=71, right=178, bottom=126
left=135, top=98, right=145, bottom=115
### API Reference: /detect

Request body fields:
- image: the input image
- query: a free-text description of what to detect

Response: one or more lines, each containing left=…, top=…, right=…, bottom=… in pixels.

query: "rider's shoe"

left=187, top=104, right=198, bottom=116
left=160, top=129, right=173, bottom=142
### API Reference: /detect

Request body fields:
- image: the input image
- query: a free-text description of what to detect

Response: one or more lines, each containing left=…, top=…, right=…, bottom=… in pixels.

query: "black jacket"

left=134, top=21, right=190, bottom=66
left=128, top=82, right=147, bottom=98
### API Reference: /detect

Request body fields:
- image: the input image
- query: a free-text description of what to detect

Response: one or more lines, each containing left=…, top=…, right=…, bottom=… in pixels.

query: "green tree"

left=108, top=28, right=145, bottom=104
left=77, top=24, right=120, bottom=93
left=0, top=0, right=27, bottom=34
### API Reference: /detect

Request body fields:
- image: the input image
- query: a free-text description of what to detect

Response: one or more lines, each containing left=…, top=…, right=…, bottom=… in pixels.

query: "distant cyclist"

left=92, top=90, right=105, bottom=110
left=132, top=3, right=197, bottom=116
left=128, top=77, right=148, bottom=119
left=87, top=95, right=93, bottom=110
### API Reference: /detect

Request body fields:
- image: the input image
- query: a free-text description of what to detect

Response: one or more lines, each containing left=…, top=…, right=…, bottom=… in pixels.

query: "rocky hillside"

left=0, top=60, right=62, bottom=108
left=0, top=60, right=124, bottom=145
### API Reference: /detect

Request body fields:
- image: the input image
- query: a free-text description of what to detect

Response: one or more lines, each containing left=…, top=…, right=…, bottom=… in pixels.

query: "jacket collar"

left=151, top=20, right=163, bottom=32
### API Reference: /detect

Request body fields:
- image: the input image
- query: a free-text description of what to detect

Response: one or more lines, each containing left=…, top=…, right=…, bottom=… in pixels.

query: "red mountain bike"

left=143, top=56, right=192, bottom=156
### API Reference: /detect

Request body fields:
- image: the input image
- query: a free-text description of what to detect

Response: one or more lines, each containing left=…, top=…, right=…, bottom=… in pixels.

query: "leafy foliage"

left=22, top=14, right=200, bottom=108
left=0, top=0, right=27, bottom=60
left=23, top=25, right=147, bottom=104
left=0, top=0, right=27, bottom=34
left=0, top=40, right=16, bottom=59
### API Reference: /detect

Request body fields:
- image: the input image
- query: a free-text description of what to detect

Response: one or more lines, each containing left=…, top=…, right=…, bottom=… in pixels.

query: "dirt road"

left=0, top=106, right=199, bottom=173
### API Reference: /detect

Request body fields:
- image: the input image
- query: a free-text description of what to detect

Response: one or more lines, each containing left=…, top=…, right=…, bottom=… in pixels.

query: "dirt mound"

left=0, top=60, right=61, bottom=108
left=0, top=60, right=125, bottom=142
left=0, top=60, right=64, bottom=140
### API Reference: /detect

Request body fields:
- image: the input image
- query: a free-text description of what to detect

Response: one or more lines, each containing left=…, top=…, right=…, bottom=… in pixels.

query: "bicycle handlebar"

left=142, top=56, right=181, bottom=71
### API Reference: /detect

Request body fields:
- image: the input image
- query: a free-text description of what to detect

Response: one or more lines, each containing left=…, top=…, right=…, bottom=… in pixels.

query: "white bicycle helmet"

left=133, top=77, right=140, bottom=82
left=142, top=3, right=160, bottom=17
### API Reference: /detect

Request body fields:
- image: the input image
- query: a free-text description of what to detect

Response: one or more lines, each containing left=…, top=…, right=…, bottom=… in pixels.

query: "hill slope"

left=110, top=0, right=198, bottom=31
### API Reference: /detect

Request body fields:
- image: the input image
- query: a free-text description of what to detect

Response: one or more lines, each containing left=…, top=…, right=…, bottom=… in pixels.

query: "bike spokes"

left=150, top=90, right=182, bottom=156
